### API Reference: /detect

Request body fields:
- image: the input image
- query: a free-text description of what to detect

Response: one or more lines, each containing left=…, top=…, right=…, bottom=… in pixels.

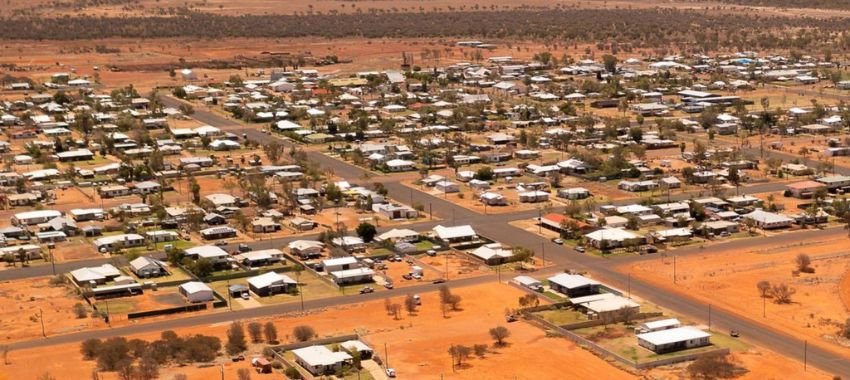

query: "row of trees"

left=3, top=9, right=850, bottom=52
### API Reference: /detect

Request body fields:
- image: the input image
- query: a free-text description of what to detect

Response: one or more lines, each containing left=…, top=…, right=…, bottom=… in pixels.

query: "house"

left=584, top=227, right=642, bottom=249
left=487, top=133, right=515, bottom=145
left=70, top=264, right=121, bottom=285
left=786, top=181, right=827, bottom=198
left=7, top=193, right=39, bottom=207
left=138, top=230, right=174, bottom=245
left=290, top=216, right=316, bottom=231
left=557, top=187, right=590, bottom=200
left=780, top=163, right=813, bottom=176
left=0, top=244, right=41, bottom=260
left=251, top=217, right=281, bottom=233
left=129, top=256, right=167, bottom=278
left=292, top=345, right=352, bottom=376
left=816, top=175, right=850, bottom=191
left=432, top=225, right=478, bottom=244
left=289, top=240, right=324, bottom=259
left=185, top=246, right=229, bottom=264
left=13, top=210, right=62, bottom=226
left=93, top=233, right=145, bottom=252
left=726, top=195, right=760, bottom=207
left=637, top=326, right=711, bottom=354
left=237, top=249, right=285, bottom=267
left=178, top=281, right=214, bottom=303
left=322, top=256, right=358, bottom=273
left=55, top=149, right=94, bottom=162
left=518, top=190, right=549, bottom=203
left=618, top=180, right=658, bottom=192
left=330, top=267, right=375, bottom=285
left=547, top=273, right=600, bottom=297
left=703, top=220, right=740, bottom=235
left=331, top=236, right=366, bottom=252
left=247, top=271, right=297, bottom=296
left=375, top=228, right=420, bottom=243
left=99, top=185, right=131, bottom=198
left=373, top=203, right=418, bottom=219
left=385, top=159, right=415, bottom=172
left=69, top=208, right=105, bottom=222
left=435, top=181, right=460, bottom=194
left=480, top=192, right=507, bottom=206
left=205, top=193, right=237, bottom=207
left=571, top=292, right=640, bottom=320
left=134, top=181, right=162, bottom=195
left=470, top=243, right=514, bottom=265
left=200, top=226, right=238, bottom=240
left=743, top=210, right=793, bottom=229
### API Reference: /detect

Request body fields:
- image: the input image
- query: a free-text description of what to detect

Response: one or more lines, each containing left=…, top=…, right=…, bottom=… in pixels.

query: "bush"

left=80, top=338, right=102, bottom=360
left=73, top=303, right=88, bottom=319
left=292, top=325, right=316, bottom=342
left=284, top=367, right=302, bottom=379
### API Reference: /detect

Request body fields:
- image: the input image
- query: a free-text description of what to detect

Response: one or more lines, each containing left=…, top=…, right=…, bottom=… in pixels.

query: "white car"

left=385, top=368, right=396, bottom=378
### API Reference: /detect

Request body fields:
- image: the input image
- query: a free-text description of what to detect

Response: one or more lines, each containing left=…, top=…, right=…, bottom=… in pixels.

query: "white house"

left=292, top=346, right=352, bottom=375
left=637, top=326, right=711, bottom=354
left=433, top=225, right=478, bottom=244
left=247, top=271, right=297, bottom=296
left=93, top=233, right=145, bottom=252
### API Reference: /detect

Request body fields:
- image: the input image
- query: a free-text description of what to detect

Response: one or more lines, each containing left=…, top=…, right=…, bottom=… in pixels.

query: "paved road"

left=8, top=273, right=497, bottom=351
left=16, top=96, right=843, bottom=375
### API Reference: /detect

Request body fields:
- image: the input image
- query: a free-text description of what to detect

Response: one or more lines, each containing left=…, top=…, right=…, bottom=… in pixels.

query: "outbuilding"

left=178, top=281, right=214, bottom=303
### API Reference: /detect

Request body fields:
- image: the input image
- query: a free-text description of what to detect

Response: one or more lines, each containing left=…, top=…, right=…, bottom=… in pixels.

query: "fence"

left=524, top=310, right=724, bottom=370
left=267, top=334, right=360, bottom=353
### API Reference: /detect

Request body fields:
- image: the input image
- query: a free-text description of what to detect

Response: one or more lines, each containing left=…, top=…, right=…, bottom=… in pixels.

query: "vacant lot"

left=0, top=277, right=103, bottom=343
left=624, top=232, right=850, bottom=358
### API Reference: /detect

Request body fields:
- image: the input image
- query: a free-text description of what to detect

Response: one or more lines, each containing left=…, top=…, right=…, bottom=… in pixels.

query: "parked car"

left=575, top=246, right=586, bottom=253
left=402, top=274, right=413, bottom=280
left=384, top=282, right=394, bottom=289
left=241, top=292, right=250, bottom=300
left=386, top=368, right=396, bottom=378
left=215, top=240, right=228, bottom=246
left=730, top=330, right=740, bottom=338
left=359, top=286, right=374, bottom=294
left=432, top=278, right=446, bottom=284
left=551, top=237, right=564, bottom=245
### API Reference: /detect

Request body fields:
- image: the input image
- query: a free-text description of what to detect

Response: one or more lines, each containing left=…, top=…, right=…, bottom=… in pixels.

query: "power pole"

left=673, top=256, right=677, bottom=284
left=39, top=308, right=45, bottom=337
left=708, top=304, right=712, bottom=332
left=803, top=340, right=808, bottom=371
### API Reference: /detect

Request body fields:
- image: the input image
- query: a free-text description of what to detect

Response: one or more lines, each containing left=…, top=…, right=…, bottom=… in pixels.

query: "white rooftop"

left=637, top=326, right=710, bottom=346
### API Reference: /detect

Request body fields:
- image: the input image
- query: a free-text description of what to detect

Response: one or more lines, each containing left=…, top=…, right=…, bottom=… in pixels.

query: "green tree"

left=356, top=222, right=377, bottom=243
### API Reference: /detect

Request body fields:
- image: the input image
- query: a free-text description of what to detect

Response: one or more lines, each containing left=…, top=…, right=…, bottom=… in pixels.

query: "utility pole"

left=673, top=256, right=677, bottom=284
left=537, top=208, right=542, bottom=234
left=541, top=242, right=545, bottom=267
left=708, top=304, right=712, bottom=332
left=384, top=342, right=389, bottom=369
left=803, top=340, right=808, bottom=371
left=429, top=203, right=432, bottom=220
left=105, top=298, right=111, bottom=326
left=763, top=295, right=766, bottom=318
left=39, top=308, right=45, bottom=337
left=627, top=273, right=631, bottom=299
left=227, top=279, right=232, bottom=311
